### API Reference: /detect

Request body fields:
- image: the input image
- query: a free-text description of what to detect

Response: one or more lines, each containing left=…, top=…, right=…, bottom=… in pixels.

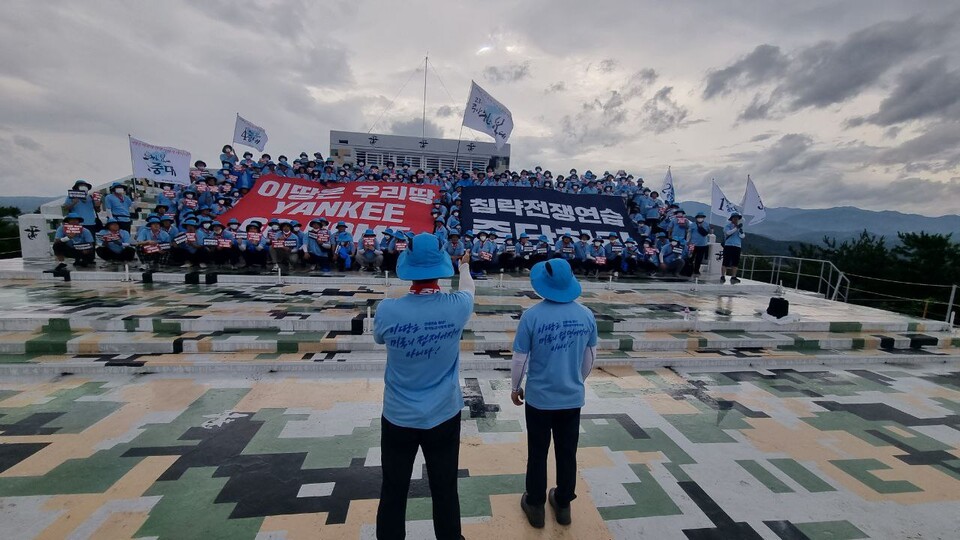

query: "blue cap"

left=538, top=235, right=549, bottom=242
left=396, top=233, right=454, bottom=280
left=268, top=218, right=280, bottom=225
left=64, top=212, right=83, bottom=221
left=212, top=221, right=223, bottom=228
left=183, top=219, right=199, bottom=227
left=384, top=228, right=394, bottom=235
left=105, top=218, right=119, bottom=226
left=147, top=216, right=160, bottom=224
left=530, top=258, right=581, bottom=303
left=336, top=221, right=347, bottom=228
left=363, top=229, right=376, bottom=236
left=160, top=215, right=174, bottom=222
left=448, top=229, right=461, bottom=236
left=464, top=229, right=474, bottom=237
left=200, top=217, right=212, bottom=224
left=228, top=218, right=239, bottom=224
left=520, top=233, right=530, bottom=239
left=290, top=220, right=300, bottom=227
left=393, top=230, right=407, bottom=240
left=695, top=212, right=706, bottom=218
left=656, top=232, right=666, bottom=238
left=625, top=237, right=636, bottom=244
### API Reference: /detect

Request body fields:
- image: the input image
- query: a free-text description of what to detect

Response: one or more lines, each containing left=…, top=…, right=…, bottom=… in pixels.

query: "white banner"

left=711, top=180, right=740, bottom=219
left=129, top=136, right=191, bottom=185
left=740, top=175, right=766, bottom=225
left=462, top=81, right=513, bottom=149
left=233, top=114, right=268, bottom=152
left=661, top=167, right=676, bottom=205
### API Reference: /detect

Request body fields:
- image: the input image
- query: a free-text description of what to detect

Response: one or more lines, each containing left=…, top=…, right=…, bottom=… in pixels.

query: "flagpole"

left=453, top=124, right=465, bottom=171
left=421, top=55, right=428, bottom=170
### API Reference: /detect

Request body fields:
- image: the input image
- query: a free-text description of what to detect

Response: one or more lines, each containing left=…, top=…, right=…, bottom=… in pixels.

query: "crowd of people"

left=52, top=144, right=747, bottom=282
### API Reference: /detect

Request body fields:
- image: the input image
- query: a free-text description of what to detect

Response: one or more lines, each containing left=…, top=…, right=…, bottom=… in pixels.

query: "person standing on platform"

left=62, top=180, right=100, bottom=232
left=511, top=258, right=597, bottom=529
left=689, top=212, right=711, bottom=278
left=103, top=182, right=135, bottom=232
left=374, top=234, right=474, bottom=540
left=721, top=212, right=746, bottom=284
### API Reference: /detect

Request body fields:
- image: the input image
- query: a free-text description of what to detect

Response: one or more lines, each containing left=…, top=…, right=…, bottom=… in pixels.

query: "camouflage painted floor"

left=1, top=364, right=958, bottom=539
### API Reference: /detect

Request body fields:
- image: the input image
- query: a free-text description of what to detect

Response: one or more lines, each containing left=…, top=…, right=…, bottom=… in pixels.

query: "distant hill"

left=679, top=201, right=959, bottom=245
left=0, top=196, right=57, bottom=214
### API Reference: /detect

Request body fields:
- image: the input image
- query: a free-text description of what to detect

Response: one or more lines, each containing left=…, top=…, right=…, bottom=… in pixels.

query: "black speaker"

left=767, top=297, right=789, bottom=319
left=185, top=271, right=200, bottom=284
left=205, top=272, right=218, bottom=285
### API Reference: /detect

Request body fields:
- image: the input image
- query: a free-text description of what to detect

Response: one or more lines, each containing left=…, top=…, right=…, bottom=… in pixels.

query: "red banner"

left=218, top=175, right=439, bottom=240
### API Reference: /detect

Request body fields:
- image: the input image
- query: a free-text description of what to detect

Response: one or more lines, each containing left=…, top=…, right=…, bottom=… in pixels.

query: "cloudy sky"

left=2, top=0, right=959, bottom=215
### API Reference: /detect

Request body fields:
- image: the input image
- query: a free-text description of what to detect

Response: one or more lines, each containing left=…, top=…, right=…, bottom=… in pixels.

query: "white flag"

left=661, top=167, right=676, bottom=205
left=711, top=180, right=740, bottom=219
left=462, top=81, right=513, bottom=149
left=740, top=175, right=766, bottom=225
left=233, top=114, right=268, bottom=151
left=129, top=136, right=191, bottom=186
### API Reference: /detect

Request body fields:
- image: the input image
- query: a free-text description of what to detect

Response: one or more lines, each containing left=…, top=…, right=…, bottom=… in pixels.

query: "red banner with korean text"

left=218, top=175, right=439, bottom=240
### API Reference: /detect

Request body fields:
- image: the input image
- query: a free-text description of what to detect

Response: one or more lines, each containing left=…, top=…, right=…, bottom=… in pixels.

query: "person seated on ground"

left=238, top=221, right=267, bottom=271
left=721, top=212, right=745, bottom=284
left=204, top=221, right=238, bottom=269
left=94, top=217, right=135, bottom=265
left=178, top=188, right=199, bottom=215
left=528, top=234, right=551, bottom=266
left=515, top=233, right=535, bottom=271
left=470, top=230, right=498, bottom=278
left=387, top=230, right=410, bottom=272
left=355, top=229, right=384, bottom=273
left=659, top=238, right=686, bottom=277
left=460, top=230, right=475, bottom=254
left=379, top=227, right=396, bottom=272
left=622, top=238, right=641, bottom=275
left=303, top=218, right=332, bottom=272
left=176, top=218, right=207, bottom=269
left=62, top=179, right=100, bottom=232
left=553, top=233, right=577, bottom=266
left=103, top=182, right=135, bottom=232
left=498, top=235, right=519, bottom=273
left=654, top=232, right=669, bottom=252
left=135, top=216, right=171, bottom=270
left=584, top=237, right=609, bottom=277
left=267, top=221, right=301, bottom=272
left=443, top=230, right=466, bottom=272
left=333, top=232, right=356, bottom=272
left=640, top=239, right=660, bottom=276
left=158, top=216, right=180, bottom=265
left=211, top=196, right=230, bottom=217
left=53, top=213, right=95, bottom=270
left=604, top=233, right=625, bottom=275
left=446, top=209, right=461, bottom=232
left=239, top=151, right=256, bottom=169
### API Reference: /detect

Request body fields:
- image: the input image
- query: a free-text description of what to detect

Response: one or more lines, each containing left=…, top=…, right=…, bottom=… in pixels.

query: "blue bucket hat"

left=64, top=212, right=83, bottom=221
left=393, top=230, right=407, bottom=240
left=363, top=229, right=376, bottom=236
left=147, top=216, right=160, bottom=224
left=396, top=232, right=455, bottom=281
left=105, top=218, right=119, bottom=226
left=183, top=219, right=199, bottom=227
left=530, top=258, right=581, bottom=303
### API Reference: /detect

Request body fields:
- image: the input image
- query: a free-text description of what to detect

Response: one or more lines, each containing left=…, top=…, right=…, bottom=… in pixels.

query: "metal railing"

left=740, top=255, right=850, bottom=302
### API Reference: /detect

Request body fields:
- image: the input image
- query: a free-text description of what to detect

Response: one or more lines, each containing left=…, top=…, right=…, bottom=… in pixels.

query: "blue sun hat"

left=396, top=232, right=454, bottom=280
left=530, top=258, right=581, bottom=303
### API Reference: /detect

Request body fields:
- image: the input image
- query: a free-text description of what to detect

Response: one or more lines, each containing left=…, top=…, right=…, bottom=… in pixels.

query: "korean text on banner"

left=217, top=175, right=439, bottom=240
left=129, top=137, right=192, bottom=185
left=462, top=81, right=513, bottom=149
left=740, top=176, right=766, bottom=225
left=711, top=180, right=740, bottom=220
left=233, top=114, right=268, bottom=152
left=459, top=186, right=639, bottom=245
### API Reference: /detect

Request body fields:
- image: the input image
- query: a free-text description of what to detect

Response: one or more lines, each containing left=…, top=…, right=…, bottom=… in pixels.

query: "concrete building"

left=328, top=130, right=510, bottom=173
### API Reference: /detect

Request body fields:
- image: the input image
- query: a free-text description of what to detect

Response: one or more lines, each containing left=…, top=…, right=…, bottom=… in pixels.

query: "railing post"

left=831, top=272, right=844, bottom=301
left=947, top=284, right=957, bottom=323
left=795, top=259, right=802, bottom=290
left=817, top=261, right=825, bottom=295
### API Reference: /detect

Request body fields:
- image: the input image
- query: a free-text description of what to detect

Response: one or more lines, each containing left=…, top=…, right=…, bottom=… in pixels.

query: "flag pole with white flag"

left=739, top=175, right=766, bottom=225
left=461, top=81, right=513, bottom=149
left=129, top=136, right=191, bottom=185
left=233, top=114, right=268, bottom=152
left=711, top=179, right=741, bottom=224
left=661, top=166, right=676, bottom=205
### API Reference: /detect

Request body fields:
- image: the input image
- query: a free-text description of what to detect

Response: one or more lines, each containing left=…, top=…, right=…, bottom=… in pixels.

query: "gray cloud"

left=875, top=122, right=960, bottom=171
left=597, top=59, right=618, bottom=73
left=640, top=87, right=693, bottom=134
left=12, top=135, right=42, bottom=151
left=388, top=118, right=444, bottom=138
left=849, top=57, right=960, bottom=127
left=703, top=44, right=787, bottom=99
left=545, top=81, right=566, bottom=94
left=435, top=105, right=459, bottom=118
left=706, top=16, right=957, bottom=120
left=483, top=62, right=531, bottom=84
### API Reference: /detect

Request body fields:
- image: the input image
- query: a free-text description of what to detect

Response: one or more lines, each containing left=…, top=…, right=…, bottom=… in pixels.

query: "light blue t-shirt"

left=723, top=223, right=743, bottom=247
left=512, top=301, right=598, bottom=410
left=375, top=291, right=474, bottom=429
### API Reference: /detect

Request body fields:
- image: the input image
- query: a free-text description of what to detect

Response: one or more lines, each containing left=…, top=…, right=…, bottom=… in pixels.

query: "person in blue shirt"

left=604, top=233, right=625, bottom=274
left=206, top=221, right=238, bottom=269
left=333, top=231, right=355, bottom=272
left=177, top=218, right=208, bottom=269
left=433, top=218, right=449, bottom=243
left=238, top=221, right=268, bottom=270
left=446, top=209, right=461, bottom=232
left=622, top=238, right=641, bottom=275
left=386, top=230, right=410, bottom=272
left=553, top=233, right=577, bottom=266
left=659, top=238, right=686, bottom=277
left=460, top=230, right=474, bottom=254
left=668, top=209, right=692, bottom=243
left=470, top=231, right=498, bottom=278
left=442, top=230, right=466, bottom=271
left=498, top=235, right=519, bottom=273
left=585, top=237, right=609, bottom=277
left=511, top=258, right=597, bottom=529
left=514, top=233, right=535, bottom=271
left=529, top=234, right=552, bottom=266
left=640, top=239, right=660, bottom=275
left=103, top=182, right=135, bottom=232
left=355, top=229, right=383, bottom=273
left=219, top=145, right=238, bottom=167
left=95, top=218, right=135, bottom=265
left=373, top=234, right=473, bottom=540
left=53, top=213, right=96, bottom=269
left=303, top=218, right=332, bottom=273
left=62, top=180, right=100, bottom=231
left=644, top=191, right=664, bottom=231
left=721, top=212, right=746, bottom=284
left=689, top=212, right=711, bottom=278
left=156, top=183, right=178, bottom=210
left=135, top=216, right=172, bottom=270
left=268, top=221, right=301, bottom=272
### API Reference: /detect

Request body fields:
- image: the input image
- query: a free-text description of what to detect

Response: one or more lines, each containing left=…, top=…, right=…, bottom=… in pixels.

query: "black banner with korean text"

left=460, top=186, right=639, bottom=243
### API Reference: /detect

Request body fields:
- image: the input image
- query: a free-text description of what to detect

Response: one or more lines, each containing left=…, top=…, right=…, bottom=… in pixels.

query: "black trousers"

left=525, top=404, right=580, bottom=507
left=692, top=245, right=709, bottom=275
left=377, top=412, right=462, bottom=540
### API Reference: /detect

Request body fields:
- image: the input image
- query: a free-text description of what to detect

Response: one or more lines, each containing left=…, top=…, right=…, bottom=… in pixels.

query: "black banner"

left=460, top=186, right=638, bottom=243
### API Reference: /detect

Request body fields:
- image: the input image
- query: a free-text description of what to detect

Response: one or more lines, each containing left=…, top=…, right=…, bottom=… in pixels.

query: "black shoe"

left=54, top=262, right=67, bottom=271
left=520, top=493, right=545, bottom=528
left=730, top=277, right=741, bottom=284
left=720, top=275, right=726, bottom=283
left=548, top=488, right=571, bottom=525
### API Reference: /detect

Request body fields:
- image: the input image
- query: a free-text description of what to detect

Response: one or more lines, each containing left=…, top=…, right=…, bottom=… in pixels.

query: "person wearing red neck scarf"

left=373, top=233, right=473, bottom=540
